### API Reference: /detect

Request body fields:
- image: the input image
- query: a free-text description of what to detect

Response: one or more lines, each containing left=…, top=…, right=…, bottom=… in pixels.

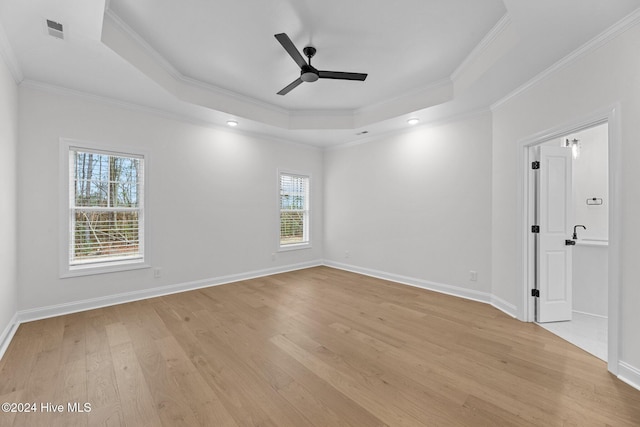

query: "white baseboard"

left=323, top=260, right=492, bottom=305
left=0, top=313, right=19, bottom=360
left=17, top=260, right=323, bottom=324
left=572, top=309, right=608, bottom=319
left=618, top=361, right=640, bottom=392
left=491, top=295, right=518, bottom=318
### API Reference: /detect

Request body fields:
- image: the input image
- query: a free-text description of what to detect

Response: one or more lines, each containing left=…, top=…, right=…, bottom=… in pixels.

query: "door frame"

left=516, top=104, right=621, bottom=375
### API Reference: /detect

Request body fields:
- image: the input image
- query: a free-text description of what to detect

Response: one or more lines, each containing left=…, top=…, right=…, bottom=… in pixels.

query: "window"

left=61, top=140, right=148, bottom=276
left=279, top=172, right=310, bottom=249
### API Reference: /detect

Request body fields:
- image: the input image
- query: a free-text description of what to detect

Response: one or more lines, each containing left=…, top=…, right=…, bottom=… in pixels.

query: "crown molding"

left=103, top=9, right=288, bottom=116
left=352, top=78, right=453, bottom=130
left=356, top=77, right=452, bottom=117
left=491, top=7, right=640, bottom=111
left=104, top=9, right=181, bottom=81
left=451, top=13, right=512, bottom=82
left=21, top=78, right=471, bottom=151
left=328, top=107, right=490, bottom=151
left=20, top=78, right=483, bottom=152
left=19, top=79, right=322, bottom=151
left=0, top=20, right=23, bottom=84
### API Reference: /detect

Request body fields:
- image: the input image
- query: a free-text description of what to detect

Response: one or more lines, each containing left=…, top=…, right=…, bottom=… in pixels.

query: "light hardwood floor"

left=1, top=266, right=639, bottom=426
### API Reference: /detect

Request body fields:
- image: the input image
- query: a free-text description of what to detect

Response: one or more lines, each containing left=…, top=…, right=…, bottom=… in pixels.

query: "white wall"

left=569, top=124, right=609, bottom=241
left=324, top=112, right=493, bottom=300
left=17, top=86, right=323, bottom=313
left=573, top=244, right=608, bottom=317
left=492, top=23, right=640, bottom=374
left=0, top=53, right=18, bottom=349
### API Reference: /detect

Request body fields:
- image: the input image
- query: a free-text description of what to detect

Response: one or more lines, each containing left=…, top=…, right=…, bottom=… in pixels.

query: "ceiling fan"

left=274, top=33, right=368, bottom=95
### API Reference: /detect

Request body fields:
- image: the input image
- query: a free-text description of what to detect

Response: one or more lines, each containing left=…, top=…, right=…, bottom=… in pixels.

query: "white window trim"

left=59, top=138, right=151, bottom=278
left=278, top=169, right=312, bottom=252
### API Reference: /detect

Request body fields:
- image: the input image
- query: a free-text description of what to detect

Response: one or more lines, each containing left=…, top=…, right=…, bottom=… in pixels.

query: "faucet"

left=572, top=225, right=586, bottom=240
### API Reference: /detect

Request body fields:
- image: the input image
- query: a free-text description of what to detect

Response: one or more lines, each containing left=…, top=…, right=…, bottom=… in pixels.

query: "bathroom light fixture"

left=407, top=118, right=420, bottom=125
left=226, top=120, right=238, bottom=127
left=564, top=138, right=580, bottom=159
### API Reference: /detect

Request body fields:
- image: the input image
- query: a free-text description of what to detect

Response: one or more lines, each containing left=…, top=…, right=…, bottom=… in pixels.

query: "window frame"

left=278, top=170, right=312, bottom=251
left=59, top=138, right=150, bottom=278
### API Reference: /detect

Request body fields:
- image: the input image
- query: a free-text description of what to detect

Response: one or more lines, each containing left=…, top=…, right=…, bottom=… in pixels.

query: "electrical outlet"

left=345, top=251, right=350, bottom=259
left=154, top=268, right=162, bottom=278
left=271, top=252, right=276, bottom=261
left=470, top=270, right=477, bottom=282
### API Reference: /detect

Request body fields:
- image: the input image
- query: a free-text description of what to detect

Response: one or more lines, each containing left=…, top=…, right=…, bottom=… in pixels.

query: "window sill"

left=278, top=243, right=312, bottom=252
left=61, top=259, right=150, bottom=278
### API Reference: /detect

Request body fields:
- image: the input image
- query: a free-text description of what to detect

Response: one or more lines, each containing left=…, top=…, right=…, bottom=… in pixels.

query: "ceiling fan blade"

left=318, top=71, right=368, bottom=81
left=277, top=77, right=304, bottom=95
left=274, top=33, right=307, bottom=69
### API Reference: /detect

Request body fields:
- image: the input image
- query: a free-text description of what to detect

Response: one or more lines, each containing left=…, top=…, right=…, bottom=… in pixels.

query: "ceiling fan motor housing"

left=301, top=64, right=319, bottom=82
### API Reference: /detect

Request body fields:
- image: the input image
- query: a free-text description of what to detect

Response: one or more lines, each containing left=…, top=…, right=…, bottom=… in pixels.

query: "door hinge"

left=531, top=161, right=540, bottom=170
left=531, top=225, right=540, bottom=233
left=531, top=289, right=540, bottom=297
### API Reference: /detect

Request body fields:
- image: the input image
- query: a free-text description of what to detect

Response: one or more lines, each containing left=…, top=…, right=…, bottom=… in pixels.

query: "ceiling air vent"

left=46, top=19, right=64, bottom=39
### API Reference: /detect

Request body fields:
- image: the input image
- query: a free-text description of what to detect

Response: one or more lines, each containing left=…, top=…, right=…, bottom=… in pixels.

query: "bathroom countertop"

left=575, top=239, right=608, bottom=247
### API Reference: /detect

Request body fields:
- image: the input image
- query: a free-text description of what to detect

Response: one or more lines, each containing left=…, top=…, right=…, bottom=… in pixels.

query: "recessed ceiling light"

left=226, top=120, right=238, bottom=127
left=407, top=118, right=420, bottom=125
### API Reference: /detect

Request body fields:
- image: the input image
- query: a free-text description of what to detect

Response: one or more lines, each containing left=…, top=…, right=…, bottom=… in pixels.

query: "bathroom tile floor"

left=538, top=312, right=608, bottom=361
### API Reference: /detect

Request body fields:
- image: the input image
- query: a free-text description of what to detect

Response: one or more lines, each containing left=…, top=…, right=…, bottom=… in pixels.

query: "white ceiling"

left=1, top=0, right=640, bottom=147
left=107, top=0, right=505, bottom=111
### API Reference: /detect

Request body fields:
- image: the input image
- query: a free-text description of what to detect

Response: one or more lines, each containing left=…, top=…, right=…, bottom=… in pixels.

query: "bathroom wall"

left=567, top=123, right=609, bottom=241
left=562, top=124, right=609, bottom=317
left=573, top=244, right=608, bottom=317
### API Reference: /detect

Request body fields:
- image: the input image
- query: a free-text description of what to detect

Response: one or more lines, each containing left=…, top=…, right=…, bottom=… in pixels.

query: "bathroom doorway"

left=518, top=107, right=621, bottom=374
left=534, top=123, right=609, bottom=361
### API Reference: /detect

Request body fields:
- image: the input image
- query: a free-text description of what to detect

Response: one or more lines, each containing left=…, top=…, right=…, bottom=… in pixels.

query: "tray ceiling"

left=1, top=0, right=639, bottom=146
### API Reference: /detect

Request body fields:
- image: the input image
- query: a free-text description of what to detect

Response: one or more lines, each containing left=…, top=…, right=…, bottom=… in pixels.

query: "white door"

left=536, top=146, right=573, bottom=323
